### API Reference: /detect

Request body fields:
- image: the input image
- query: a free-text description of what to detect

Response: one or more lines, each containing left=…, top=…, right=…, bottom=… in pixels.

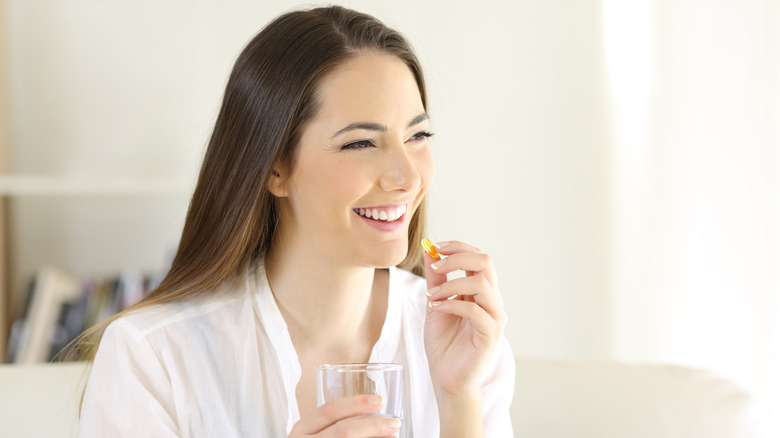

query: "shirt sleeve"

left=79, top=318, right=180, bottom=437
left=481, top=335, right=516, bottom=437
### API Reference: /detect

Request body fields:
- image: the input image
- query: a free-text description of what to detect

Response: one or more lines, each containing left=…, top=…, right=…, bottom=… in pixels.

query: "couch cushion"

left=0, top=362, right=89, bottom=438
left=512, top=357, right=768, bottom=438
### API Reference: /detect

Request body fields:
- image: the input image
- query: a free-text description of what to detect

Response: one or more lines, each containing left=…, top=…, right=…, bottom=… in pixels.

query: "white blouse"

left=79, top=263, right=515, bottom=437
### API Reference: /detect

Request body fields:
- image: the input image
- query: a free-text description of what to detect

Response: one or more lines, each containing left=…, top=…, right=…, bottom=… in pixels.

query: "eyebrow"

left=331, top=113, right=430, bottom=138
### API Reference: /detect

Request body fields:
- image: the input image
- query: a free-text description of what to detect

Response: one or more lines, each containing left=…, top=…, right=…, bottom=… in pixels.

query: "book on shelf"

left=5, top=267, right=157, bottom=363
left=12, top=266, right=80, bottom=363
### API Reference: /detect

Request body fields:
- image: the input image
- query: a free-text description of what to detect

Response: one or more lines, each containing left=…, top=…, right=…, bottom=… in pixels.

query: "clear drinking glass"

left=317, top=363, right=404, bottom=424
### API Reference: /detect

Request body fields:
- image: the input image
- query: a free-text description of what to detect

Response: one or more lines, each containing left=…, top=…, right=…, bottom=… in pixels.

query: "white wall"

left=5, top=0, right=614, bottom=360
left=605, top=0, right=780, bottom=428
left=416, top=0, right=613, bottom=358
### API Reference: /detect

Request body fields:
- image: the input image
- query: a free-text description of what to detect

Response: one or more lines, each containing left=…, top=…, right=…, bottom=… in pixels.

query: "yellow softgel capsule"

left=421, top=238, right=440, bottom=259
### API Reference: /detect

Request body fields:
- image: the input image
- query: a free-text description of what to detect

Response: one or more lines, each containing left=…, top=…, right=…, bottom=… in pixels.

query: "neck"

left=264, top=239, right=387, bottom=353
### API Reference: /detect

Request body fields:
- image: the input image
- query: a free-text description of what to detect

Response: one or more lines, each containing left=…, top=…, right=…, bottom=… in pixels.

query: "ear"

left=267, top=167, right=288, bottom=197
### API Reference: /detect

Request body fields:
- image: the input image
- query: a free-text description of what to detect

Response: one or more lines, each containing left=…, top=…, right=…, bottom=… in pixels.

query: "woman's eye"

left=409, top=131, right=434, bottom=142
left=341, top=140, right=375, bottom=151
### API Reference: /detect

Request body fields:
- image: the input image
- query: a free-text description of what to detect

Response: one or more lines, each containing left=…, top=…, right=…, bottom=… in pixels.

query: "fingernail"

left=430, top=259, right=445, bottom=270
left=436, top=241, right=450, bottom=248
left=430, top=301, right=442, bottom=308
left=369, top=394, right=384, bottom=406
left=425, top=286, right=441, bottom=297
left=386, top=417, right=402, bottom=429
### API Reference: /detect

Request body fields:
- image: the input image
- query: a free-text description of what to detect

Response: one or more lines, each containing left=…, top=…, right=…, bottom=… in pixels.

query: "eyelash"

left=340, top=131, right=435, bottom=151
left=410, top=131, right=435, bottom=141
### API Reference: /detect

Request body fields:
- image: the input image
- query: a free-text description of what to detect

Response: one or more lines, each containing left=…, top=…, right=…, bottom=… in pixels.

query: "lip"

left=353, top=203, right=409, bottom=232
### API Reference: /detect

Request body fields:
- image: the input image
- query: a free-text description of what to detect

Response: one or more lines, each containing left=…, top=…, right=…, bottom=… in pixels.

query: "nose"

left=379, top=145, right=422, bottom=192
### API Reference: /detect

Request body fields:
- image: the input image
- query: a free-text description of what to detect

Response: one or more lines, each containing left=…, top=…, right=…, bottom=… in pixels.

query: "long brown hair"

left=72, top=5, right=428, bottom=362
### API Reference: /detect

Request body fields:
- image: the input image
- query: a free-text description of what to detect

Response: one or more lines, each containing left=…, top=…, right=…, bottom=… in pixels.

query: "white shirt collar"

left=249, top=262, right=403, bottom=430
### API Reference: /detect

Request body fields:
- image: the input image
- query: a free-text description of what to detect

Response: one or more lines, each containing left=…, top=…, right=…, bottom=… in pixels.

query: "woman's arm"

left=435, top=386, right=485, bottom=438
left=422, top=239, right=511, bottom=438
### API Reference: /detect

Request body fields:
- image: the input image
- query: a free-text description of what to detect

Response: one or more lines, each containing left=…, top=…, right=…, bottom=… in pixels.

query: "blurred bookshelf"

left=0, top=174, right=190, bottom=362
left=0, top=2, right=195, bottom=362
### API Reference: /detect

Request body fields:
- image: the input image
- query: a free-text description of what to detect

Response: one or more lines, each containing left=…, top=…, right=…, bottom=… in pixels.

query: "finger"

left=291, top=394, right=383, bottom=435
left=319, top=415, right=402, bottom=438
left=426, top=274, right=502, bottom=319
left=428, top=299, right=503, bottom=342
left=423, top=248, right=447, bottom=291
left=433, top=240, right=482, bottom=256
left=429, top=251, right=497, bottom=288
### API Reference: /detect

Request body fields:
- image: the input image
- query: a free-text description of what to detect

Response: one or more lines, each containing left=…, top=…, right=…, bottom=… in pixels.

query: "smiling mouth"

left=353, top=204, right=407, bottom=222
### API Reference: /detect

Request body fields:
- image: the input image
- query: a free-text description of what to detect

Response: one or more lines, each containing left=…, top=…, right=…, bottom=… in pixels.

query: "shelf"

left=0, top=175, right=192, bottom=360
left=0, top=175, right=192, bottom=197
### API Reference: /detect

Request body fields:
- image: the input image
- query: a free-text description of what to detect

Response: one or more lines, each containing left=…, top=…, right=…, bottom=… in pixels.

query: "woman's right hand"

left=288, top=394, right=401, bottom=437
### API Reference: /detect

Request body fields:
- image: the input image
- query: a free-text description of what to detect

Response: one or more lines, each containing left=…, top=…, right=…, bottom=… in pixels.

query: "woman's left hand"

left=423, top=240, right=507, bottom=398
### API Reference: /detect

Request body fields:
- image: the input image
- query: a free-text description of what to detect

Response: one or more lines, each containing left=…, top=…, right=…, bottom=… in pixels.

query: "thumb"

left=423, top=250, right=447, bottom=291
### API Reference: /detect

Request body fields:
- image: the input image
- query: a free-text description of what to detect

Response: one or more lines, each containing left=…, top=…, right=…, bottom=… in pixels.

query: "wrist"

left=435, top=386, right=484, bottom=438
left=433, top=379, right=481, bottom=401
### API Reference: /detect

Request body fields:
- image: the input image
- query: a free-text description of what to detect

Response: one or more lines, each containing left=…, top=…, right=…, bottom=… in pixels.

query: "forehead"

left=310, top=52, right=424, bottom=127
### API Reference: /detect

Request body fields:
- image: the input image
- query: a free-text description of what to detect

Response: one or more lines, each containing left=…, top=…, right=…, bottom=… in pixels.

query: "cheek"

left=326, top=159, right=371, bottom=198
left=292, top=157, right=365, bottom=213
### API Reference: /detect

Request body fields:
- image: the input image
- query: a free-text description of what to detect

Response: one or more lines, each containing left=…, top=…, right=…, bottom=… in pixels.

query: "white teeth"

left=355, top=205, right=407, bottom=222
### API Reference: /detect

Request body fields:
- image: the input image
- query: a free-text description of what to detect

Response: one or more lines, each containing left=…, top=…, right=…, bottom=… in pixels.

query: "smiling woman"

left=74, top=5, right=514, bottom=438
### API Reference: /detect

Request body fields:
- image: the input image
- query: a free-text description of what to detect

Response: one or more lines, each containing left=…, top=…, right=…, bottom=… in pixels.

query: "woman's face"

left=274, top=52, right=434, bottom=268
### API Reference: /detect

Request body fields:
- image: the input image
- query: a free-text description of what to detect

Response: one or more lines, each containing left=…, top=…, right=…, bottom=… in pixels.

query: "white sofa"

left=0, top=358, right=769, bottom=437
left=511, top=358, right=768, bottom=438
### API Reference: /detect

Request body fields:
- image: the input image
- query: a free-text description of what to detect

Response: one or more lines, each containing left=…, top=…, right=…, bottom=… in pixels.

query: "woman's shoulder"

left=110, top=274, right=250, bottom=339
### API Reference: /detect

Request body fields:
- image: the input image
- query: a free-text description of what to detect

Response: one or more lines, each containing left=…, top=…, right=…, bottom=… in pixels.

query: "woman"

left=78, top=6, right=514, bottom=437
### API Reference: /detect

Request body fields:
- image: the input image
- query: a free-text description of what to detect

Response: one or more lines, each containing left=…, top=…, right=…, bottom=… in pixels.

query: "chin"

left=365, top=243, right=409, bottom=269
